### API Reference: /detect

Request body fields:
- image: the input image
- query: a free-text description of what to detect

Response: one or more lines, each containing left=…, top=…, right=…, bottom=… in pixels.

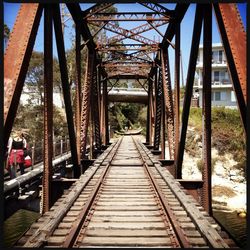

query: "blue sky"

left=4, top=3, right=247, bottom=84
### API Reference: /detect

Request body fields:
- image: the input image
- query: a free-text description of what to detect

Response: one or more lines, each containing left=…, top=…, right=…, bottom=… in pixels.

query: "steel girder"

left=175, top=5, right=203, bottom=179
left=107, top=21, right=168, bottom=45
left=161, top=50, right=175, bottom=160
left=99, top=22, right=157, bottom=45
left=4, top=4, right=43, bottom=148
left=87, top=12, right=170, bottom=22
left=201, top=5, right=212, bottom=216
left=53, top=5, right=80, bottom=177
left=213, top=3, right=246, bottom=133
left=42, top=5, right=53, bottom=214
left=140, top=3, right=175, bottom=17
left=91, top=63, right=102, bottom=151
left=80, top=51, right=95, bottom=159
left=153, top=67, right=163, bottom=150
left=82, top=3, right=114, bottom=18
left=67, top=3, right=95, bottom=50
left=174, top=23, right=180, bottom=162
left=75, top=22, right=82, bottom=166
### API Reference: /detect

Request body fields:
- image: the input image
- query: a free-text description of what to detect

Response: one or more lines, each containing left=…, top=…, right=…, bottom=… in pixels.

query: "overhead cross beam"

left=96, top=22, right=157, bottom=45
left=87, top=12, right=170, bottom=22
left=82, top=3, right=114, bottom=18
left=140, top=3, right=175, bottom=17
left=107, top=20, right=168, bottom=44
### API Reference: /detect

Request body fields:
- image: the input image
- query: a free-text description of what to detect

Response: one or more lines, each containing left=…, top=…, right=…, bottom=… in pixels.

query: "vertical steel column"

left=174, top=23, right=180, bottom=166
left=4, top=4, right=43, bottom=148
left=75, top=21, right=82, bottom=166
left=42, top=5, right=53, bottom=213
left=202, top=4, right=212, bottom=215
left=176, top=5, right=203, bottom=179
left=150, top=76, right=155, bottom=145
left=89, top=106, right=93, bottom=159
left=91, top=60, right=102, bottom=151
left=161, top=93, right=166, bottom=159
left=161, top=49, right=175, bottom=159
left=53, top=5, right=80, bottom=177
left=103, top=78, right=109, bottom=145
left=213, top=4, right=246, bottom=133
left=146, top=79, right=152, bottom=144
left=153, top=66, right=162, bottom=150
left=80, top=51, right=94, bottom=159
left=97, top=65, right=102, bottom=125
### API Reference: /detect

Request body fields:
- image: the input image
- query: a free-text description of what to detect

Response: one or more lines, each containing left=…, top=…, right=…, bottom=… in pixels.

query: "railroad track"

left=16, top=136, right=236, bottom=248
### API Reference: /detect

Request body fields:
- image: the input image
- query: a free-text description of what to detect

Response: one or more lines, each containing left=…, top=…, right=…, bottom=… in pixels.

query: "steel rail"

left=62, top=137, right=123, bottom=248
left=136, top=139, right=230, bottom=248
left=132, top=137, right=190, bottom=248
left=23, top=140, right=120, bottom=247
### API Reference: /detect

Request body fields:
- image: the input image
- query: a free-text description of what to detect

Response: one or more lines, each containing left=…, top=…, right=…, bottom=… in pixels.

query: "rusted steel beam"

left=174, top=22, right=180, bottom=166
left=161, top=49, right=174, bottom=160
left=154, top=67, right=162, bottom=150
left=146, top=82, right=151, bottom=144
left=53, top=5, right=80, bottom=178
left=103, top=61, right=153, bottom=67
left=213, top=3, right=246, bottom=133
left=75, top=21, right=82, bottom=166
left=108, top=75, right=148, bottom=80
left=99, top=22, right=157, bottom=45
left=202, top=5, right=212, bottom=216
left=161, top=95, right=166, bottom=159
left=108, top=20, right=168, bottom=45
left=97, top=46, right=159, bottom=52
left=42, top=5, right=53, bottom=214
left=140, top=3, right=174, bottom=17
left=91, top=61, right=102, bottom=151
left=67, top=3, right=95, bottom=50
left=106, top=69, right=150, bottom=76
left=4, top=4, right=43, bottom=148
left=176, top=5, right=203, bottom=179
left=161, top=4, right=189, bottom=49
left=87, top=13, right=170, bottom=22
left=82, top=3, right=114, bottom=18
left=136, top=79, right=148, bottom=92
left=103, top=79, right=109, bottom=145
left=80, top=51, right=95, bottom=159
left=147, top=20, right=164, bottom=37
left=103, top=63, right=151, bottom=68
left=104, top=51, right=153, bottom=63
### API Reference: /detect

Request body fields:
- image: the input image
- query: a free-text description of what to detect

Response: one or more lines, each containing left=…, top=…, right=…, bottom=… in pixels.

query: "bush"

left=196, top=157, right=217, bottom=174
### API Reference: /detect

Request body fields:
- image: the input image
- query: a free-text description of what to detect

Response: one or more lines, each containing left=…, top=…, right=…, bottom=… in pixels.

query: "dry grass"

left=212, top=185, right=237, bottom=198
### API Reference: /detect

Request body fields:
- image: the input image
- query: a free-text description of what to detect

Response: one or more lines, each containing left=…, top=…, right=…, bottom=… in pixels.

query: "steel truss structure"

left=4, top=2, right=246, bottom=215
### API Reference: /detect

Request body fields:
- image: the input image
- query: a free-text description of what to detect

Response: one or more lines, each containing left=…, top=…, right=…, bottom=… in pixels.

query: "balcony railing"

left=198, top=79, right=231, bottom=86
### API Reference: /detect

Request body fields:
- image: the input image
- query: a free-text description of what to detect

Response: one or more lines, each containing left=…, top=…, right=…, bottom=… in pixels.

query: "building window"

left=214, top=71, right=220, bottom=82
left=231, top=91, right=236, bottom=102
left=212, top=50, right=223, bottom=63
left=219, top=50, right=223, bottom=63
left=214, top=91, right=221, bottom=101
left=221, top=91, right=227, bottom=101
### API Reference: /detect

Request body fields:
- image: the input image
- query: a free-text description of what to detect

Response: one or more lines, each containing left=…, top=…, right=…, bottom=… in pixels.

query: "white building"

left=20, top=85, right=64, bottom=108
left=194, top=43, right=237, bottom=108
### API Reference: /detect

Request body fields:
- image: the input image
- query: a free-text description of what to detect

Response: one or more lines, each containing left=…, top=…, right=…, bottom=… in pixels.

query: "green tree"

left=12, top=104, right=68, bottom=143
left=25, top=51, right=62, bottom=105
left=4, top=23, right=10, bottom=47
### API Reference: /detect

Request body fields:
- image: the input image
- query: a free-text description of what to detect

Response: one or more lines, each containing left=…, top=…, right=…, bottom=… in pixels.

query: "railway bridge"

left=3, top=2, right=246, bottom=248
